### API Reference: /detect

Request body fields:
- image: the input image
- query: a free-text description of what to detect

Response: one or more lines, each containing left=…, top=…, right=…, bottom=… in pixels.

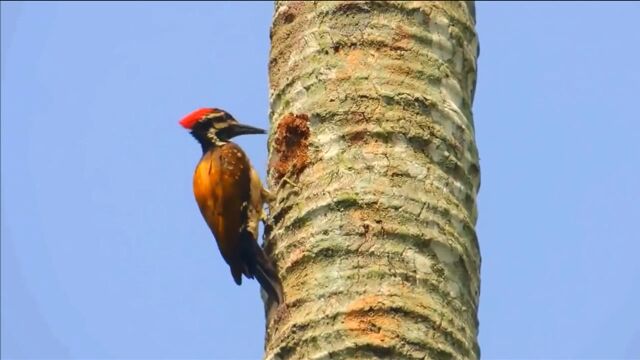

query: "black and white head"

left=179, top=108, right=266, bottom=150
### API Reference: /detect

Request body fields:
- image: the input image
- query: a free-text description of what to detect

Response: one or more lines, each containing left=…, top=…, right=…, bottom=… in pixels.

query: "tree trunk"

left=264, top=1, right=480, bottom=359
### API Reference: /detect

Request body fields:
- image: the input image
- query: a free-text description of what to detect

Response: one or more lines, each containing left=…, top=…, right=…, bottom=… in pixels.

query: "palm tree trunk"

left=264, top=1, right=481, bottom=359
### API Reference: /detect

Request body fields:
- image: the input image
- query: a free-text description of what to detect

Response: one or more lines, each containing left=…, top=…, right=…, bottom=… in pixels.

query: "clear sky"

left=1, top=2, right=638, bottom=359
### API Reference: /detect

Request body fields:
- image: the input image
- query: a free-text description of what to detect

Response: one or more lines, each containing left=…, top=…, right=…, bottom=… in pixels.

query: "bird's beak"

left=227, top=123, right=267, bottom=137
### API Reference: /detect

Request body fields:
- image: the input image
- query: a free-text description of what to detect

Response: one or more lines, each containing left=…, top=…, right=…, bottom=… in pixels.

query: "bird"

left=179, top=107, right=283, bottom=304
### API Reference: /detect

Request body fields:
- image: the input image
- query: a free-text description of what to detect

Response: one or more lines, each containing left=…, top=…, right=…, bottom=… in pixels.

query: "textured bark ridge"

left=265, top=1, right=480, bottom=359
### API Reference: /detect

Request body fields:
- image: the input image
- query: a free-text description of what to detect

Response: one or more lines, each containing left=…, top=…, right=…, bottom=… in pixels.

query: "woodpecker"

left=180, top=108, right=283, bottom=304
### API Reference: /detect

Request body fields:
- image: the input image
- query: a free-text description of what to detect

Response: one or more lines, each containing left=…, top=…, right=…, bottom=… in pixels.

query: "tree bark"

left=264, top=1, right=480, bottom=359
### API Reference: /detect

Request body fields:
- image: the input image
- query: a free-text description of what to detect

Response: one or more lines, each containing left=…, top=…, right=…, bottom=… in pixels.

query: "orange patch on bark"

left=336, top=49, right=365, bottom=80
left=286, top=245, right=307, bottom=268
left=346, top=49, right=363, bottom=69
left=343, top=295, right=399, bottom=345
left=278, top=1, right=304, bottom=25
left=392, top=24, right=412, bottom=50
left=347, top=130, right=367, bottom=144
left=271, top=113, right=310, bottom=182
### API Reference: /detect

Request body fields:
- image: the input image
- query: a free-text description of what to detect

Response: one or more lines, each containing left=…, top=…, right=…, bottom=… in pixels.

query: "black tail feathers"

left=246, top=241, right=284, bottom=304
left=254, top=260, right=284, bottom=305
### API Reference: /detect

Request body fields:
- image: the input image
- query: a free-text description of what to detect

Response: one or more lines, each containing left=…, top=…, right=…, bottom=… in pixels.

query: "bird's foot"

left=278, top=176, right=300, bottom=190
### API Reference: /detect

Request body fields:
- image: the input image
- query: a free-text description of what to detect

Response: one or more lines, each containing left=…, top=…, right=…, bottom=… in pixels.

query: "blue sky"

left=1, top=2, right=638, bottom=359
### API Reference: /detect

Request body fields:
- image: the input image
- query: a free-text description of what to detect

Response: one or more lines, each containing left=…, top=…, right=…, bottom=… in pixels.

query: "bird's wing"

left=193, top=143, right=251, bottom=280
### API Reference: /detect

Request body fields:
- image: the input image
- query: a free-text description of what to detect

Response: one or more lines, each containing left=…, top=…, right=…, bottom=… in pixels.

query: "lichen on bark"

left=265, top=1, right=481, bottom=359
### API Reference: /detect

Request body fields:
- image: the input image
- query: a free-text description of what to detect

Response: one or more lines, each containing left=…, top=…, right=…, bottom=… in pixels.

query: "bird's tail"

left=247, top=240, right=284, bottom=304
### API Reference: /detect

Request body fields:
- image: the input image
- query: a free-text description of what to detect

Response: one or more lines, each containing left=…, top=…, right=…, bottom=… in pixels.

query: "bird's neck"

left=192, top=129, right=228, bottom=154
